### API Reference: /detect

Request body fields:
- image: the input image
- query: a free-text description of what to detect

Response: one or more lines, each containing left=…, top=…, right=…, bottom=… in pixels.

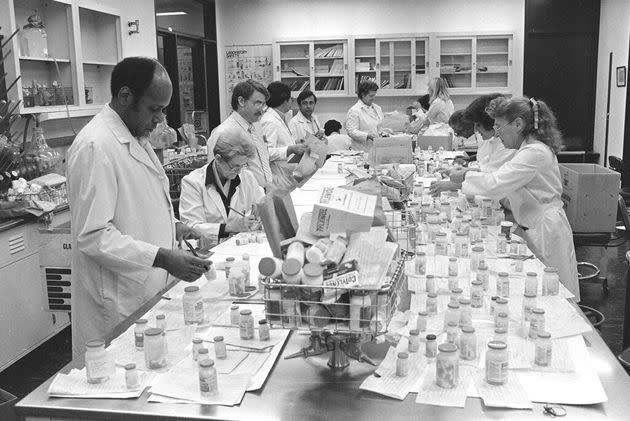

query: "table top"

left=16, top=158, right=630, bottom=420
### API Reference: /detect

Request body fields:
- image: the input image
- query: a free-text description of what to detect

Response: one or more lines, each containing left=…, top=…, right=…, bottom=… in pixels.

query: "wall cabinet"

left=274, top=33, right=512, bottom=97
left=274, top=39, right=348, bottom=97
left=436, top=35, right=512, bottom=94
left=0, top=0, right=122, bottom=120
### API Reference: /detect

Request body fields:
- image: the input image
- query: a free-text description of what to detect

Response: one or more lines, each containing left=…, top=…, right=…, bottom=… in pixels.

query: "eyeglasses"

left=493, top=119, right=515, bottom=134
left=225, top=159, right=248, bottom=171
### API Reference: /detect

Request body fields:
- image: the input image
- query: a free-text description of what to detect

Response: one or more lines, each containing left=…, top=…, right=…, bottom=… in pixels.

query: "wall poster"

left=224, top=44, right=273, bottom=114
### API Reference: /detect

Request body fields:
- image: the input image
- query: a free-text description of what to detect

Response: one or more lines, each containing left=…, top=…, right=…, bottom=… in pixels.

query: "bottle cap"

left=488, top=341, right=507, bottom=350
left=193, top=338, right=203, bottom=344
left=258, top=257, right=281, bottom=277
left=438, top=343, right=457, bottom=353
left=144, top=328, right=164, bottom=337
left=282, top=259, right=302, bottom=276
left=184, top=286, right=200, bottom=293
left=409, top=329, right=420, bottom=336
left=199, top=359, right=215, bottom=367
left=240, top=309, right=253, bottom=315
left=86, top=339, right=105, bottom=348
left=303, top=263, right=323, bottom=278
left=136, top=318, right=148, bottom=325
left=125, top=363, right=136, bottom=370
left=213, top=336, right=224, bottom=342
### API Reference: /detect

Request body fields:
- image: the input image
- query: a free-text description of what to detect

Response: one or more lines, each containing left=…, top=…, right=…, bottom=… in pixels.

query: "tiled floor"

left=0, top=242, right=629, bottom=403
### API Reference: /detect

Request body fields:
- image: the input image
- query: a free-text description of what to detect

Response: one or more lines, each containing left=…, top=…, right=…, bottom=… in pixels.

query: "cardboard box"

left=310, top=187, right=377, bottom=236
left=369, top=136, right=413, bottom=165
left=559, top=163, right=620, bottom=233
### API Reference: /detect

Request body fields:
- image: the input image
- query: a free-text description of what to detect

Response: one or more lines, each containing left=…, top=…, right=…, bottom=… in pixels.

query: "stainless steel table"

left=15, top=297, right=630, bottom=421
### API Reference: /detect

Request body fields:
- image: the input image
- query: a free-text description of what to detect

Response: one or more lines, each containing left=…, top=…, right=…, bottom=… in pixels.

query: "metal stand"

left=285, top=331, right=377, bottom=370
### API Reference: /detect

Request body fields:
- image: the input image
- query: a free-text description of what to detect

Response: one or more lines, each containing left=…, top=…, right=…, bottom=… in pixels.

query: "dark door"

left=524, top=0, right=600, bottom=151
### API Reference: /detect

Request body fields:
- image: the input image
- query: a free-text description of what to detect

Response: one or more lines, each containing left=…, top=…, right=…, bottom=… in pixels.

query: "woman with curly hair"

left=430, top=96, right=579, bottom=299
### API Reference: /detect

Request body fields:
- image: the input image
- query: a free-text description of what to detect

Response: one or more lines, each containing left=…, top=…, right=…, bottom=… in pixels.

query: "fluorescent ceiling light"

left=156, top=11, right=187, bottom=16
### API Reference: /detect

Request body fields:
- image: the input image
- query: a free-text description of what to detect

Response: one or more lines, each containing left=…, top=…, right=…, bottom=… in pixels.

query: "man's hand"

left=315, top=129, right=326, bottom=139
left=429, top=180, right=461, bottom=197
left=175, top=222, right=200, bottom=242
left=154, top=248, right=210, bottom=282
left=287, top=143, right=309, bottom=157
left=226, top=215, right=257, bottom=233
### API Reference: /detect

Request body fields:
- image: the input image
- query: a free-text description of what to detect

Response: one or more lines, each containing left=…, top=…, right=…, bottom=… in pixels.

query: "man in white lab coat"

left=67, top=57, right=210, bottom=359
left=179, top=128, right=265, bottom=246
left=260, top=81, right=309, bottom=191
left=207, top=80, right=272, bottom=190
left=288, top=89, right=324, bottom=143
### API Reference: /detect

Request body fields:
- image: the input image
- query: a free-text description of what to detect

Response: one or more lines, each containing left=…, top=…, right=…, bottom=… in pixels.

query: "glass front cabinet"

left=274, top=39, right=349, bottom=97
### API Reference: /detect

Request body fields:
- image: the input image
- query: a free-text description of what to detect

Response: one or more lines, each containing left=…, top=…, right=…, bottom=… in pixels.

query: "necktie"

left=248, top=126, right=272, bottom=186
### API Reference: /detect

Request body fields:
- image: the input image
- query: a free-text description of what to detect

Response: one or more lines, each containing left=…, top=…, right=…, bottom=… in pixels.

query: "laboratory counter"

left=15, top=158, right=630, bottom=420
left=14, top=276, right=630, bottom=421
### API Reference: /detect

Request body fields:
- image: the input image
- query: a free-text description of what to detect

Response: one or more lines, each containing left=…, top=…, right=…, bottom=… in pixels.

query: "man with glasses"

left=180, top=127, right=264, bottom=247
left=208, top=80, right=272, bottom=190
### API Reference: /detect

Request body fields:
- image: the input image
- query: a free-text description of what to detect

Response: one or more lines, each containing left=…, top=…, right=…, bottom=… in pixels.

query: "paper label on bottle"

left=486, top=360, right=508, bottom=384
left=86, top=358, right=110, bottom=380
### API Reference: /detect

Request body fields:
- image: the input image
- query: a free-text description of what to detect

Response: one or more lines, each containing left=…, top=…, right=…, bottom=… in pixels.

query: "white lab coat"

left=345, top=100, right=384, bottom=151
left=288, top=111, right=322, bottom=143
left=476, top=134, right=516, bottom=172
left=67, top=104, right=176, bottom=359
left=462, top=139, right=580, bottom=300
left=178, top=163, right=264, bottom=245
left=260, top=108, right=298, bottom=190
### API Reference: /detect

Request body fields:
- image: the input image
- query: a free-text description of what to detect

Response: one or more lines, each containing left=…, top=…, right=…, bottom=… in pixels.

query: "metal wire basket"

left=384, top=208, right=417, bottom=258
left=163, top=155, right=207, bottom=200
left=260, top=257, right=406, bottom=336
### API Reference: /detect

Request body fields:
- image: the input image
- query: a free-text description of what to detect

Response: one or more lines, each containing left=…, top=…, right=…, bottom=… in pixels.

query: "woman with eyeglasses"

left=430, top=96, right=579, bottom=299
left=179, top=127, right=265, bottom=247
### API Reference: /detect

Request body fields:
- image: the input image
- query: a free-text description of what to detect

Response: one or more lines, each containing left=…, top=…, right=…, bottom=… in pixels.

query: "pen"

left=183, top=239, right=199, bottom=257
left=229, top=206, right=246, bottom=217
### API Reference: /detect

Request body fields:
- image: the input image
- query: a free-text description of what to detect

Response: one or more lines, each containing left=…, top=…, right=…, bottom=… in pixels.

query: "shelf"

left=19, top=56, right=70, bottom=63
left=19, top=104, right=102, bottom=120
left=440, top=53, right=473, bottom=57
left=440, top=70, right=472, bottom=75
left=355, top=70, right=376, bottom=73
left=281, top=75, right=310, bottom=78
left=354, top=55, right=375, bottom=58
left=477, top=51, right=509, bottom=55
left=314, top=56, right=343, bottom=60
left=83, top=60, right=117, bottom=66
left=477, top=70, right=508, bottom=74
left=315, top=74, right=344, bottom=77
left=280, top=57, right=310, bottom=60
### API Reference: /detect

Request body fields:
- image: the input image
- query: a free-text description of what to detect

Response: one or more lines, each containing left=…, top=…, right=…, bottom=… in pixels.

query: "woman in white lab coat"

left=464, top=93, right=516, bottom=172
left=260, top=81, right=309, bottom=191
left=346, top=80, right=385, bottom=151
left=415, top=77, right=454, bottom=131
left=179, top=128, right=265, bottom=247
left=430, top=96, right=579, bottom=299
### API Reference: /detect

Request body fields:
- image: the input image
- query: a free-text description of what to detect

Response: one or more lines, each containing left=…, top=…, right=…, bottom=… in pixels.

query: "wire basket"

left=261, top=257, right=406, bottom=336
left=384, top=208, right=418, bottom=258
left=163, top=155, right=207, bottom=200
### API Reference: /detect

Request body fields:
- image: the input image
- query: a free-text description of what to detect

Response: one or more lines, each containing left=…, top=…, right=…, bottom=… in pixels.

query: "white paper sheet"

left=176, top=350, right=248, bottom=374
left=415, top=365, right=475, bottom=408
left=203, top=326, right=287, bottom=350
left=514, top=336, right=608, bottom=405
left=474, top=371, right=533, bottom=409
left=360, top=347, right=426, bottom=400
left=48, top=368, right=153, bottom=399
left=150, top=369, right=249, bottom=406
